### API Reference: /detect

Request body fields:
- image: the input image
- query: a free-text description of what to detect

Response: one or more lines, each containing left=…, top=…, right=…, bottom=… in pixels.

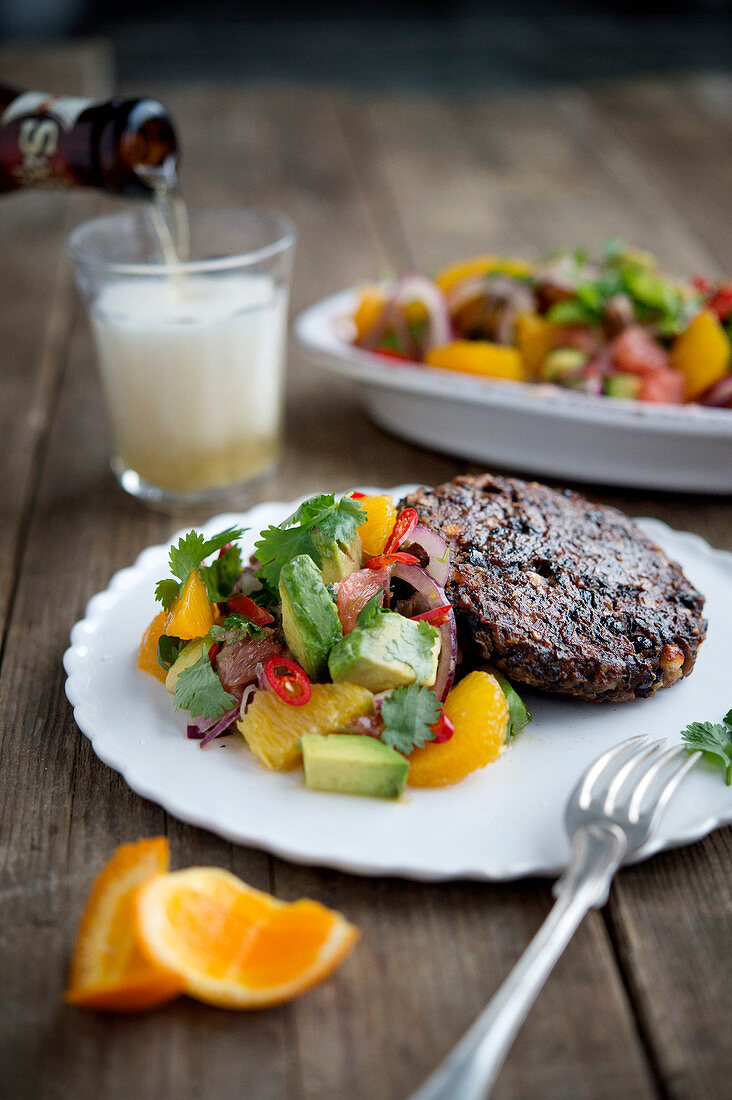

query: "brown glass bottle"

left=0, top=88, right=179, bottom=196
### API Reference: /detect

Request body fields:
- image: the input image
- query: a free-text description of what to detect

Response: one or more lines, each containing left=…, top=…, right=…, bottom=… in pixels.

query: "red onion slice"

left=358, top=276, right=452, bottom=356
left=699, top=375, right=732, bottom=408
left=403, top=524, right=451, bottom=587
left=391, top=562, right=457, bottom=701
left=196, top=705, right=240, bottom=749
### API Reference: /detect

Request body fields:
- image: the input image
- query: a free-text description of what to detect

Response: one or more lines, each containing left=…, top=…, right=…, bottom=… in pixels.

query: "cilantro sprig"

left=682, top=709, right=732, bottom=785
left=155, top=526, right=245, bottom=610
left=380, top=683, right=441, bottom=755
left=173, top=650, right=236, bottom=720
left=208, top=613, right=265, bottom=644
left=254, top=493, right=365, bottom=592
left=385, top=619, right=439, bottom=674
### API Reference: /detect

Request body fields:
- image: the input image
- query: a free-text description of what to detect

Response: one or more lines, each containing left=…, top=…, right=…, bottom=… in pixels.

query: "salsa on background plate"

left=349, top=241, right=732, bottom=408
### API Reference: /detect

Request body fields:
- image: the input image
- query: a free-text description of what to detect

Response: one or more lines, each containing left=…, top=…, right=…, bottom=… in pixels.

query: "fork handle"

left=410, top=823, right=627, bottom=1100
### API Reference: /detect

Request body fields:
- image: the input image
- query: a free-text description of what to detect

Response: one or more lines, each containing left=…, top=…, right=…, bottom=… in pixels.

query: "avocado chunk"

left=312, top=526, right=362, bottom=584
left=492, top=670, right=532, bottom=740
left=328, top=611, right=440, bottom=693
left=279, top=554, right=343, bottom=679
left=165, top=638, right=206, bottom=695
left=301, top=733, right=408, bottom=799
left=604, top=373, right=642, bottom=400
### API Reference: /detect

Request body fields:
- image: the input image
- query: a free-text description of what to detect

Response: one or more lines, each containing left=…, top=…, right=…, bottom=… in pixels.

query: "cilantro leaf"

left=168, top=526, right=244, bottom=583
left=157, top=634, right=184, bottom=672
left=155, top=526, right=244, bottom=609
left=357, top=592, right=385, bottom=629
left=208, top=613, right=265, bottom=644
left=155, top=578, right=180, bottom=612
left=254, top=523, right=318, bottom=591
left=682, top=719, right=732, bottom=785
left=255, top=493, right=365, bottom=591
left=385, top=619, right=439, bottom=675
left=724, top=709, right=732, bottom=727
left=199, top=544, right=243, bottom=603
left=380, top=684, right=441, bottom=754
left=173, top=651, right=236, bottom=720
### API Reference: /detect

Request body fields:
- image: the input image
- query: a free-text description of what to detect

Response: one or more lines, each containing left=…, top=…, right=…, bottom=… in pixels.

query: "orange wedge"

left=137, top=610, right=169, bottom=683
left=164, top=568, right=215, bottom=640
left=65, top=838, right=184, bottom=1012
left=135, top=867, right=360, bottom=1009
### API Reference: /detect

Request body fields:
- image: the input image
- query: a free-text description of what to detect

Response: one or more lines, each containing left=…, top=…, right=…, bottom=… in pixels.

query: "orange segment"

left=137, top=611, right=169, bottom=683
left=434, top=255, right=533, bottom=293
left=408, top=671, right=509, bottom=787
left=238, top=682, right=375, bottom=771
left=353, top=287, right=387, bottom=339
left=426, top=341, right=525, bottom=382
left=355, top=494, right=397, bottom=558
left=135, top=868, right=359, bottom=1009
left=164, top=568, right=215, bottom=640
left=65, top=838, right=183, bottom=1012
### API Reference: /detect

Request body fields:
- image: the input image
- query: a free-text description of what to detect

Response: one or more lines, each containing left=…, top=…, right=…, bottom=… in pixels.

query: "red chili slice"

left=217, top=542, right=233, bottom=557
left=227, top=592, right=275, bottom=626
left=365, top=551, right=420, bottom=570
left=207, top=641, right=221, bottom=664
left=412, top=604, right=452, bottom=626
left=384, top=507, right=418, bottom=555
left=431, top=712, right=455, bottom=744
left=350, top=491, right=366, bottom=500
left=264, top=656, right=312, bottom=707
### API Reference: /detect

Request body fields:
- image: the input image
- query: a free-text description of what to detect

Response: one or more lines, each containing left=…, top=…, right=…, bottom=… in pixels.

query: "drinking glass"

left=69, top=206, right=296, bottom=506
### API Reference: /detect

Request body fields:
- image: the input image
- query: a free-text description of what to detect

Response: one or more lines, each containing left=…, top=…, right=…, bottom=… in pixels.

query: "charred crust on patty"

left=400, top=474, right=706, bottom=703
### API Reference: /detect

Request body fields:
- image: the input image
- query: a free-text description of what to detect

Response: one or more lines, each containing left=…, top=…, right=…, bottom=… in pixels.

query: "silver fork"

left=410, top=735, right=701, bottom=1100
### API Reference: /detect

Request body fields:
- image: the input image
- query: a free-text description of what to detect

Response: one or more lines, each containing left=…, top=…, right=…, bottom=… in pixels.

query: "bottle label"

left=0, top=92, right=92, bottom=189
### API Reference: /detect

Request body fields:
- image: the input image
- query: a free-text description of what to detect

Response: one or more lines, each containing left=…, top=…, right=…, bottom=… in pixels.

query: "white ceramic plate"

left=295, top=289, right=732, bottom=494
left=64, top=487, right=732, bottom=881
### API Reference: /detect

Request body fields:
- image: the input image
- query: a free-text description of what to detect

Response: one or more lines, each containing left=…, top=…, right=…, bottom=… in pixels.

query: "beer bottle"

left=0, top=87, right=179, bottom=196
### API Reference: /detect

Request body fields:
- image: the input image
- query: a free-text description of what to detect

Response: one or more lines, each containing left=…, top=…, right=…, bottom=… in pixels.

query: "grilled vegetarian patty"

left=401, top=475, right=706, bottom=702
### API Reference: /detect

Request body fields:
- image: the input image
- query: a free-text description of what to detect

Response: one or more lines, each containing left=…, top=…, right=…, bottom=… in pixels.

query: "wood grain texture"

left=0, top=45, right=730, bottom=1100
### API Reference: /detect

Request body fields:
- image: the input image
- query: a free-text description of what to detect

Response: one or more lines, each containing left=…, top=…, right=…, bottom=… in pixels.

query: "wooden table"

left=1, top=42, right=730, bottom=1100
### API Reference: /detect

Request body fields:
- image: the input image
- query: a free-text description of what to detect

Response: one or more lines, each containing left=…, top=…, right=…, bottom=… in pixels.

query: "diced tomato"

left=610, top=326, right=669, bottom=375
left=639, top=368, right=685, bottom=404
left=375, top=348, right=410, bottom=362
left=334, top=566, right=391, bottom=634
left=226, top=592, right=275, bottom=626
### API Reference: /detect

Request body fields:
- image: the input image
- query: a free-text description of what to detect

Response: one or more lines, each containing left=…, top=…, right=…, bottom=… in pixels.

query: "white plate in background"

left=295, top=289, right=732, bottom=494
left=64, top=487, right=732, bottom=881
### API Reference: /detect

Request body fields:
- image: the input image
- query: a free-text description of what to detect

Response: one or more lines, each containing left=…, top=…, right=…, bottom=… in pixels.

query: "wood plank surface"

left=0, top=43, right=730, bottom=1100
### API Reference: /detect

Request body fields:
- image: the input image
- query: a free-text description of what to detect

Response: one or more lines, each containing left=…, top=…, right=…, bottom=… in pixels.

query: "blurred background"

left=1, top=0, right=730, bottom=88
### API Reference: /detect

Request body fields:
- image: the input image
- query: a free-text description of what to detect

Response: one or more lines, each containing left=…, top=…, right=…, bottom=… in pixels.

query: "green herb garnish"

left=356, top=592, right=385, bottom=629
left=173, top=651, right=236, bottom=720
left=208, top=613, right=265, bottom=644
left=156, top=634, right=185, bottom=672
left=681, top=710, right=732, bottom=785
left=155, top=526, right=245, bottom=610
left=254, top=493, right=365, bottom=592
left=385, top=619, right=439, bottom=673
left=380, top=683, right=441, bottom=755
